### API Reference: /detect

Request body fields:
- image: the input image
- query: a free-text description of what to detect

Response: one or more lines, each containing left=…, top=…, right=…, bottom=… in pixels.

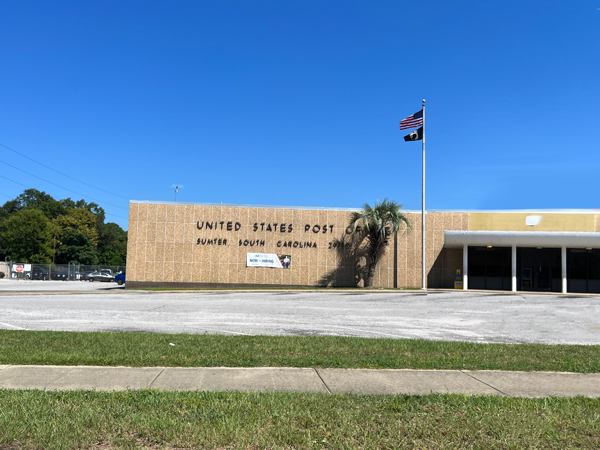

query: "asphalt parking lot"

left=0, top=279, right=122, bottom=293
left=1, top=280, right=599, bottom=344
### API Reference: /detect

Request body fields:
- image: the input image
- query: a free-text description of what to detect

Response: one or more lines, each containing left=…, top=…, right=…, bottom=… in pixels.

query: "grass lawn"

left=1, top=330, right=599, bottom=372
left=2, top=330, right=600, bottom=448
left=1, top=390, right=599, bottom=449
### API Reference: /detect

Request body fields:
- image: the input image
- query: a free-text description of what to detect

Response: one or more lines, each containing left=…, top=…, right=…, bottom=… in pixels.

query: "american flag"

left=399, top=109, right=423, bottom=130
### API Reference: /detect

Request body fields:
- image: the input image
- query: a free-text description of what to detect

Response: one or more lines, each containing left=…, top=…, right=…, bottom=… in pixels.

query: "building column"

left=511, top=245, right=517, bottom=292
left=562, top=246, right=567, bottom=294
left=463, top=245, right=468, bottom=290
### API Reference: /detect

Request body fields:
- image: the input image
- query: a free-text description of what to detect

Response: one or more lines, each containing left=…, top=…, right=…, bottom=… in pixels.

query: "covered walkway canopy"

left=444, top=231, right=600, bottom=293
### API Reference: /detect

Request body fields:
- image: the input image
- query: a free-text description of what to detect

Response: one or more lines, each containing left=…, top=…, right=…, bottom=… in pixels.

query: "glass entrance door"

left=517, top=248, right=561, bottom=292
left=467, top=246, right=511, bottom=291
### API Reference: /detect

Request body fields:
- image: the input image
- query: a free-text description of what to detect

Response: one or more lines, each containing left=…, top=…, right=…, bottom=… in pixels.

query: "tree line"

left=0, top=189, right=127, bottom=265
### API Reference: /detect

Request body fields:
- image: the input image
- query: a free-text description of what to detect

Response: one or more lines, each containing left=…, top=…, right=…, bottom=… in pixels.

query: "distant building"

left=126, top=200, right=600, bottom=293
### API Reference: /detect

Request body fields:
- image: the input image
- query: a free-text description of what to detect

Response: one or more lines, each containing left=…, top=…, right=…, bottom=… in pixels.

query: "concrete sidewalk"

left=1, top=365, right=600, bottom=398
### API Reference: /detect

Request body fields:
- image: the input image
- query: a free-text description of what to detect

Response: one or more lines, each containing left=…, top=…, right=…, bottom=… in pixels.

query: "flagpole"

left=421, top=99, right=426, bottom=290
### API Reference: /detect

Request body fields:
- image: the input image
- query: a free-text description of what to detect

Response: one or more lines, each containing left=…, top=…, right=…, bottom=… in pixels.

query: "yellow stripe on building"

left=468, top=213, right=596, bottom=232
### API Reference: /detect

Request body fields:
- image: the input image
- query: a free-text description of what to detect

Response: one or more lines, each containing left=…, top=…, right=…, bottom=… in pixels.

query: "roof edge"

left=444, top=230, right=600, bottom=248
left=129, top=200, right=371, bottom=212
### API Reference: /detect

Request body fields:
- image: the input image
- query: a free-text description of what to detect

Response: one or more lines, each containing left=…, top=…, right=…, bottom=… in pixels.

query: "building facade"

left=126, top=201, right=600, bottom=293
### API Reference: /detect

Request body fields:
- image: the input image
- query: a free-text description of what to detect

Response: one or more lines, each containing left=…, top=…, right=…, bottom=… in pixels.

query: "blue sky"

left=1, top=1, right=599, bottom=230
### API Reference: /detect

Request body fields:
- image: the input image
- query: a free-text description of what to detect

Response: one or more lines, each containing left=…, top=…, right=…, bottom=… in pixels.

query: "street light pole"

left=52, top=234, right=56, bottom=265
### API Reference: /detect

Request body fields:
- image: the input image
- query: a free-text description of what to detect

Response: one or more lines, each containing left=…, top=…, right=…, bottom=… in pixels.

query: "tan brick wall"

left=396, top=212, right=421, bottom=288
left=427, top=212, right=468, bottom=288
left=126, top=203, right=481, bottom=289
left=128, top=203, right=451, bottom=288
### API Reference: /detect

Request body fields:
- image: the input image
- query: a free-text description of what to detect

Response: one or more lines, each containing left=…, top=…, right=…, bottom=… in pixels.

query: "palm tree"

left=348, top=199, right=411, bottom=288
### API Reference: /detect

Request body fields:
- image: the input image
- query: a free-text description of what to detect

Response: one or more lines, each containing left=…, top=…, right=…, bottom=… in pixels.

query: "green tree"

left=0, top=189, right=125, bottom=264
left=0, top=199, right=20, bottom=223
left=0, top=189, right=65, bottom=223
left=13, top=189, right=66, bottom=219
left=60, top=198, right=105, bottom=227
left=97, top=222, right=127, bottom=265
left=98, top=250, right=126, bottom=266
left=0, top=209, right=56, bottom=262
left=53, top=208, right=99, bottom=246
left=55, top=229, right=98, bottom=265
left=347, top=199, right=411, bottom=288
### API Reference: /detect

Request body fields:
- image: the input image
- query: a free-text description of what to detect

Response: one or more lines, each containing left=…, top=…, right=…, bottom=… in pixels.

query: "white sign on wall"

left=526, top=215, right=542, bottom=226
left=11, top=264, right=31, bottom=272
left=246, top=253, right=287, bottom=269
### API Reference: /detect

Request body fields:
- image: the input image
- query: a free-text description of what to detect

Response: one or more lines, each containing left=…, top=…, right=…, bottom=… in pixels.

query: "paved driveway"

left=0, top=279, right=120, bottom=293
left=0, top=284, right=599, bottom=344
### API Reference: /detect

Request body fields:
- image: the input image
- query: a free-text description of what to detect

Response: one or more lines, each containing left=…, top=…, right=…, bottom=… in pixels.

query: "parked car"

left=51, top=271, right=68, bottom=280
left=114, top=272, right=126, bottom=286
left=80, top=271, right=95, bottom=280
left=87, top=271, right=115, bottom=282
left=30, top=269, right=49, bottom=280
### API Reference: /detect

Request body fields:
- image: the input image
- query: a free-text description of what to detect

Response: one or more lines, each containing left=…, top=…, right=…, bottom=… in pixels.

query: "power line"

left=0, top=142, right=129, bottom=200
left=0, top=158, right=128, bottom=210
left=99, top=212, right=129, bottom=220
left=0, top=178, right=128, bottom=220
left=107, top=214, right=129, bottom=220
left=0, top=174, right=30, bottom=189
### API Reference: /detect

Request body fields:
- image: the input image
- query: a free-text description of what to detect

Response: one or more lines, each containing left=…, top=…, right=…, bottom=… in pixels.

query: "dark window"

left=468, top=246, right=511, bottom=291
left=568, top=248, right=600, bottom=293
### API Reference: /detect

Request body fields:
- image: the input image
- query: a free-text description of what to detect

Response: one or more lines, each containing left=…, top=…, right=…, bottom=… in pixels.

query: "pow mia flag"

left=403, top=126, right=423, bottom=142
